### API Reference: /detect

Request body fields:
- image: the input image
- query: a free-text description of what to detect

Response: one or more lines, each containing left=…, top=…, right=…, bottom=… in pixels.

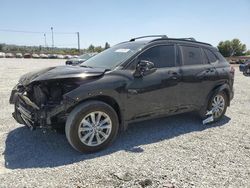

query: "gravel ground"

left=0, top=58, right=249, bottom=188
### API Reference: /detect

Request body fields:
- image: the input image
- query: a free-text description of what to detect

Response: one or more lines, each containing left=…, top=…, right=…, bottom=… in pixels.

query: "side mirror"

left=134, top=60, right=156, bottom=77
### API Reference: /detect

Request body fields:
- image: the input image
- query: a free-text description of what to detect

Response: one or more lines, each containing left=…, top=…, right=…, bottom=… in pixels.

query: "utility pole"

left=77, top=32, right=80, bottom=53
left=44, top=33, right=47, bottom=47
left=51, top=27, right=54, bottom=48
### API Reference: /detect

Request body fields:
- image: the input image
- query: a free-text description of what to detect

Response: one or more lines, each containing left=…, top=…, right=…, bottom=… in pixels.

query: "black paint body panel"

left=10, top=39, right=234, bottom=130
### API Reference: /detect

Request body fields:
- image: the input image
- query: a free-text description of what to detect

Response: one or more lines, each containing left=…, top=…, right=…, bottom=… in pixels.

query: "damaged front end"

left=10, top=80, right=79, bottom=130
left=9, top=66, right=106, bottom=129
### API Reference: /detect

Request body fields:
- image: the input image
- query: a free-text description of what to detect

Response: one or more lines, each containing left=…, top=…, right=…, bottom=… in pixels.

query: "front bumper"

left=10, top=88, right=66, bottom=129
left=9, top=84, right=19, bottom=104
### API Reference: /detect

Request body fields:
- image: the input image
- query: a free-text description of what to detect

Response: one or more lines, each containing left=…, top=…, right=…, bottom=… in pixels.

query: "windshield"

left=81, top=42, right=145, bottom=69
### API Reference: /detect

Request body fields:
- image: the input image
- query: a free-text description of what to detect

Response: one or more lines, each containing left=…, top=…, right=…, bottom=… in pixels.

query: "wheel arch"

left=67, top=95, right=126, bottom=131
left=200, top=83, right=231, bottom=118
left=207, top=84, right=231, bottom=107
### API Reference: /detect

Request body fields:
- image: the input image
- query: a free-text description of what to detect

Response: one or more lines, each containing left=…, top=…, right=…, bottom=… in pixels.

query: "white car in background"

left=5, top=53, right=14, bottom=58
left=40, top=54, right=48, bottom=59
left=0, top=52, right=5, bottom=58
left=56, top=54, right=65, bottom=59
left=16, top=53, right=23, bottom=58
left=32, top=54, right=40, bottom=58
left=64, top=55, right=73, bottom=59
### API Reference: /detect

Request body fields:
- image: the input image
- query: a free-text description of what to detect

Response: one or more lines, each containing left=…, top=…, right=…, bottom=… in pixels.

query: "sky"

left=0, top=0, right=249, bottom=49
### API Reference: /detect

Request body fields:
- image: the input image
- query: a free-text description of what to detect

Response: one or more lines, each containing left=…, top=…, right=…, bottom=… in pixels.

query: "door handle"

left=168, top=71, right=180, bottom=75
left=172, top=72, right=179, bottom=75
left=206, top=68, right=215, bottom=73
left=168, top=71, right=181, bottom=80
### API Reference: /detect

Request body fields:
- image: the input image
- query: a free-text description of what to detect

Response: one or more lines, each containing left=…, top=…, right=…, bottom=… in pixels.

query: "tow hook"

left=202, top=110, right=214, bottom=124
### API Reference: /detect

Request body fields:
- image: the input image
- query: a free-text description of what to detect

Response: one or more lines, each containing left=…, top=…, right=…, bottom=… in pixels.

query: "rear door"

left=178, top=45, right=218, bottom=110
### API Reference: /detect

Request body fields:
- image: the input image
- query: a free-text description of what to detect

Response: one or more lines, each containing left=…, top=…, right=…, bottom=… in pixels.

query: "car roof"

left=119, top=38, right=217, bottom=51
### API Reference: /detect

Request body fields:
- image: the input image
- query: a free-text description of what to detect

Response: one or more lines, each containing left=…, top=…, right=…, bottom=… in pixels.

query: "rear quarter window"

left=204, top=49, right=218, bottom=63
left=180, top=46, right=203, bottom=65
left=215, top=51, right=227, bottom=62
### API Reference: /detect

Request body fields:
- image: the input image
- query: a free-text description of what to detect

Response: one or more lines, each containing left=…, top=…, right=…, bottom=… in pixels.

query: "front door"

left=125, top=44, right=182, bottom=120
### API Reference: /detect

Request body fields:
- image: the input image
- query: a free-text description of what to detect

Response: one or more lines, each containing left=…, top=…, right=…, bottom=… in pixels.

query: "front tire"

left=65, top=101, right=119, bottom=153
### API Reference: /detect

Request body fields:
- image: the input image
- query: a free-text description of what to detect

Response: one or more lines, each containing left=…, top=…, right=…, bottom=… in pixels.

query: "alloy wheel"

left=211, top=94, right=225, bottom=119
left=78, top=111, right=112, bottom=146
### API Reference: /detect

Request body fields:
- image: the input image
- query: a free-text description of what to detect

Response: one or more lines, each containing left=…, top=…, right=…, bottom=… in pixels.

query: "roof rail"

left=150, top=37, right=212, bottom=46
left=130, top=35, right=167, bottom=42
left=178, top=37, right=196, bottom=41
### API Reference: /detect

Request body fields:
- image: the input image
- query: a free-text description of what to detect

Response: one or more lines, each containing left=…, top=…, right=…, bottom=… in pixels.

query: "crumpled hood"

left=19, top=65, right=106, bottom=85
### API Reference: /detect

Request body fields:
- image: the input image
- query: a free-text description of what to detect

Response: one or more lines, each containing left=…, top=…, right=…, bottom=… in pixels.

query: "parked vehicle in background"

left=0, top=52, right=5, bottom=58
left=65, top=53, right=97, bottom=65
left=65, top=55, right=73, bottom=59
left=48, top=54, right=57, bottom=59
left=239, top=60, right=250, bottom=76
left=5, top=53, right=14, bottom=58
left=9, top=35, right=234, bottom=153
left=57, top=54, right=65, bottom=59
left=24, top=53, right=32, bottom=58
left=40, top=54, right=48, bottom=59
left=32, top=54, right=40, bottom=58
left=15, top=53, right=23, bottom=58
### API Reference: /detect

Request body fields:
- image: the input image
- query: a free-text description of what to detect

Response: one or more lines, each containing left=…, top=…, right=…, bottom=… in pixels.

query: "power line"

left=0, top=29, right=43, bottom=34
left=0, top=28, right=81, bottom=51
left=0, top=29, right=76, bottom=35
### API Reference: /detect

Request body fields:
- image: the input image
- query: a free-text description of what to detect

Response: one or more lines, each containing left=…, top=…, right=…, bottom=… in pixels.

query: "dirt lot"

left=0, top=58, right=249, bottom=188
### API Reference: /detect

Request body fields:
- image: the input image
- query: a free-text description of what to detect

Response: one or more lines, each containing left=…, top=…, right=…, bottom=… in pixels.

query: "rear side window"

left=204, top=49, right=218, bottom=63
left=180, top=46, right=202, bottom=65
left=215, top=52, right=227, bottom=62
left=138, top=45, right=175, bottom=68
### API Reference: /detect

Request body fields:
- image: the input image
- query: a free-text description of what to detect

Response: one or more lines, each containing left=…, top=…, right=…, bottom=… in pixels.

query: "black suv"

left=9, top=35, right=234, bottom=153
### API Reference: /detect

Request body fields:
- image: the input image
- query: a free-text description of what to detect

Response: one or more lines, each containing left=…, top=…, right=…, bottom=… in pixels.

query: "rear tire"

left=65, top=101, right=119, bottom=153
left=200, top=91, right=228, bottom=122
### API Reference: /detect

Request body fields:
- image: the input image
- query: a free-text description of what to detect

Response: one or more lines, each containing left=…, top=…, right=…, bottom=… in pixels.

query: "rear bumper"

left=230, top=87, right=234, bottom=101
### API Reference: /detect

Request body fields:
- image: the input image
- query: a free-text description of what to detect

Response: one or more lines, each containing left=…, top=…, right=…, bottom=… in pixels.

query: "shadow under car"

left=3, top=113, right=231, bottom=169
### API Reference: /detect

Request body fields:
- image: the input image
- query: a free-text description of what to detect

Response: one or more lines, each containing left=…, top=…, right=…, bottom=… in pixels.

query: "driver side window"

left=138, top=45, right=176, bottom=68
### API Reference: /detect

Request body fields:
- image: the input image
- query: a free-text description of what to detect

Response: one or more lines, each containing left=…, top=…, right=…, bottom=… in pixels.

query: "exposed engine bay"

left=29, top=81, right=78, bottom=107
left=11, top=80, right=80, bottom=129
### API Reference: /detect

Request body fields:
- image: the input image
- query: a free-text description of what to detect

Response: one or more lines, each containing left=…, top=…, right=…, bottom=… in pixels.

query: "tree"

left=218, top=40, right=232, bottom=57
left=245, top=50, right=250, bottom=55
left=104, top=42, right=110, bottom=49
left=0, top=43, right=4, bottom=51
left=231, top=39, right=246, bottom=56
left=88, top=44, right=95, bottom=52
left=94, top=46, right=103, bottom=53
left=218, top=39, right=246, bottom=57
